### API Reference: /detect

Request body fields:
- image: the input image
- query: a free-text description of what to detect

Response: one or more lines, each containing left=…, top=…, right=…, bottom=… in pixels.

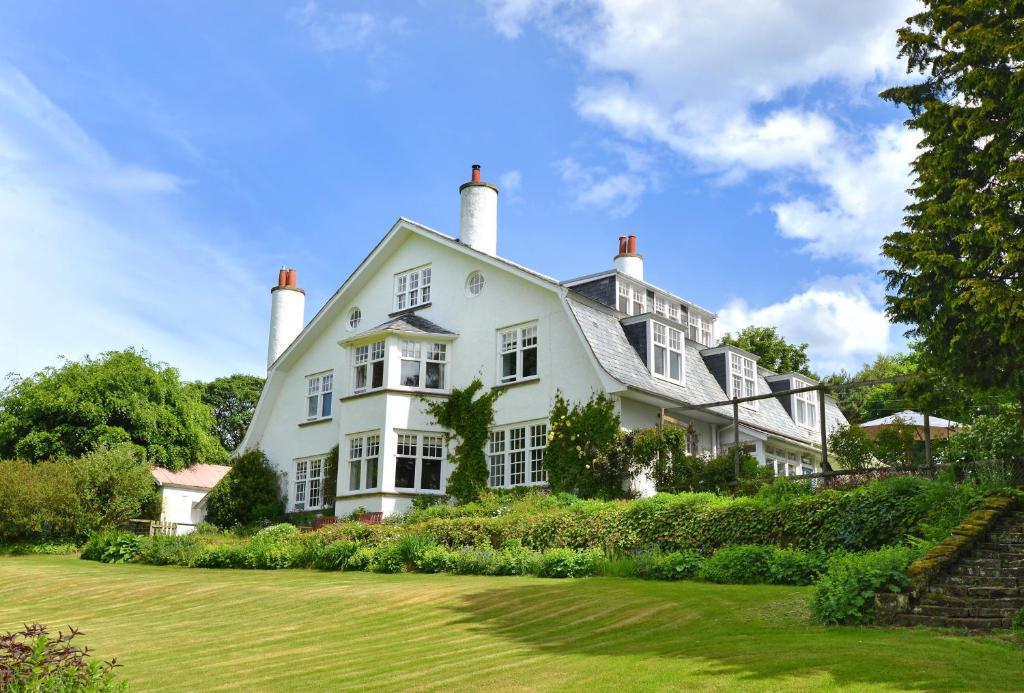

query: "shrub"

left=450, top=547, right=498, bottom=575
left=633, top=550, right=704, bottom=581
left=194, top=544, right=248, bottom=569
left=393, top=533, right=436, bottom=567
left=0, top=541, right=79, bottom=556
left=700, top=545, right=775, bottom=584
left=544, top=392, right=631, bottom=499
left=136, top=535, right=204, bottom=567
left=80, top=531, right=141, bottom=564
left=0, top=459, right=85, bottom=542
left=346, top=546, right=376, bottom=571
left=755, top=477, right=813, bottom=505
left=0, top=623, right=124, bottom=692
left=204, top=449, right=284, bottom=528
left=312, top=540, right=358, bottom=571
left=74, top=444, right=161, bottom=530
left=767, top=548, right=827, bottom=585
left=415, top=546, right=456, bottom=573
left=537, top=548, right=602, bottom=578
left=492, top=542, right=542, bottom=576
left=810, top=546, right=918, bottom=625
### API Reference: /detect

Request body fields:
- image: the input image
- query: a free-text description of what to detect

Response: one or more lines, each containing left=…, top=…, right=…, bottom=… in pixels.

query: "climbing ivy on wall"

left=422, top=379, right=503, bottom=503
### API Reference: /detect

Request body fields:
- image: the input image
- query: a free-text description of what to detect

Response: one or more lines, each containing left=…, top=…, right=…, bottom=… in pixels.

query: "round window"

left=466, top=271, right=485, bottom=297
left=348, top=307, right=362, bottom=330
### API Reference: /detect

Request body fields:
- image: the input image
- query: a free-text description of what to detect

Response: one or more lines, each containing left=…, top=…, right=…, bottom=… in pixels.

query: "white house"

left=151, top=464, right=231, bottom=534
left=239, top=165, right=848, bottom=517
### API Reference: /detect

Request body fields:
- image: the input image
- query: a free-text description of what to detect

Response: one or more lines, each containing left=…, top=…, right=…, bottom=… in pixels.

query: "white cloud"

left=557, top=155, right=646, bottom=217
left=499, top=170, right=522, bottom=196
left=0, top=64, right=266, bottom=381
left=287, top=3, right=380, bottom=52
left=717, top=277, right=893, bottom=374
left=487, top=0, right=922, bottom=264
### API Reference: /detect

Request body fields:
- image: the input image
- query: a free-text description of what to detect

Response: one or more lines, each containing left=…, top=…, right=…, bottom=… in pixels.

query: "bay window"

left=305, top=372, right=333, bottom=420
left=348, top=432, right=380, bottom=492
left=293, top=456, right=326, bottom=510
left=394, top=432, right=445, bottom=492
left=400, top=340, right=447, bottom=390
left=498, top=323, right=538, bottom=384
left=394, top=266, right=432, bottom=311
left=651, top=321, right=684, bottom=383
left=353, top=341, right=385, bottom=393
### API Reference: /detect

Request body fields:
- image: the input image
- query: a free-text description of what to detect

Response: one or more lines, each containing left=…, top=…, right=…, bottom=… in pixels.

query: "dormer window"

left=689, top=313, right=714, bottom=347
left=651, top=322, right=684, bottom=383
left=729, top=353, right=757, bottom=408
left=793, top=378, right=818, bottom=428
left=395, top=266, right=431, bottom=311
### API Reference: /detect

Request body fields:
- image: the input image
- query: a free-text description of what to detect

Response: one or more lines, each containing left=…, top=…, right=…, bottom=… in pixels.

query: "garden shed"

left=151, top=464, right=231, bottom=534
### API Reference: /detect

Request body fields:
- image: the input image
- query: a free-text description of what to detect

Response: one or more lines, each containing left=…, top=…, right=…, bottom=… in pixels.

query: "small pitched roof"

left=342, top=314, right=456, bottom=344
left=151, top=463, right=231, bottom=490
left=860, top=410, right=961, bottom=429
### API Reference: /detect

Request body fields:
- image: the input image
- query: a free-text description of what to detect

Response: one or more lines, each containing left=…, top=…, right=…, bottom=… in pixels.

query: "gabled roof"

left=565, top=294, right=846, bottom=448
left=151, top=464, right=231, bottom=491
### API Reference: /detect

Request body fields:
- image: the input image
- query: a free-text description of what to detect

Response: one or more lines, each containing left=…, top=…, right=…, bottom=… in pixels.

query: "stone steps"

left=892, top=613, right=1012, bottom=630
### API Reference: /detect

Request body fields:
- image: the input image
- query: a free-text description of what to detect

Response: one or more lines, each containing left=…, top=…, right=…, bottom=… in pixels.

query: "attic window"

left=395, top=266, right=432, bottom=311
left=651, top=321, right=684, bottom=384
left=729, top=353, right=757, bottom=409
left=793, top=378, right=818, bottom=429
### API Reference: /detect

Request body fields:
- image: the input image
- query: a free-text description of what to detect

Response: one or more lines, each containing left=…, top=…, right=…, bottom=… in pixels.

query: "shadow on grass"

left=446, top=578, right=1023, bottom=692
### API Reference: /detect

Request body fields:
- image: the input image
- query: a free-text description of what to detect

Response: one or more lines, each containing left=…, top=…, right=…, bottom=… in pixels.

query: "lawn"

left=1, top=556, right=1021, bottom=692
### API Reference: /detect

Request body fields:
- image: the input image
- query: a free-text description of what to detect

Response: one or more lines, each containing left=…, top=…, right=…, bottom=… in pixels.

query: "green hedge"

left=810, top=546, right=920, bottom=624
left=407, top=477, right=977, bottom=554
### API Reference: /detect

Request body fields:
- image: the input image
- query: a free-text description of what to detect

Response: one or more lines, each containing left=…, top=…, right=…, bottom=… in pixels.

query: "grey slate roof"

left=565, top=294, right=847, bottom=448
left=360, top=314, right=457, bottom=339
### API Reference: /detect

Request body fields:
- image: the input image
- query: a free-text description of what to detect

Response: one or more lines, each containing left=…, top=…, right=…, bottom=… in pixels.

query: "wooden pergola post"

left=818, top=385, right=830, bottom=471
left=733, top=399, right=740, bottom=483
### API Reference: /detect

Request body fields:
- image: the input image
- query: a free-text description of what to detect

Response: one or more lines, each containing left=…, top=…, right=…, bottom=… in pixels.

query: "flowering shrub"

left=0, top=624, right=123, bottom=692
left=543, top=392, right=631, bottom=499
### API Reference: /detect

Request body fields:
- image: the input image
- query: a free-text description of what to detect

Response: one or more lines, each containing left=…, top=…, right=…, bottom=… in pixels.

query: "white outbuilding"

left=151, top=464, right=231, bottom=534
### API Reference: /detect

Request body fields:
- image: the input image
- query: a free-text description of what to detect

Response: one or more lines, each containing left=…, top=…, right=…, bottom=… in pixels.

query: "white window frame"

left=688, top=312, right=714, bottom=347
left=293, top=455, right=328, bottom=511
left=394, top=265, right=432, bottom=312
left=792, top=378, right=819, bottom=429
left=305, top=372, right=333, bottom=421
left=729, top=352, right=758, bottom=410
left=497, top=323, right=539, bottom=385
left=352, top=340, right=385, bottom=394
left=398, top=340, right=448, bottom=391
left=346, top=432, right=380, bottom=493
left=393, top=431, right=446, bottom=493
left=617, top=283, right=631, bottom=314
left=650, top=320, right=684, bottom=384
left=487, top=421, right=548, bottom=488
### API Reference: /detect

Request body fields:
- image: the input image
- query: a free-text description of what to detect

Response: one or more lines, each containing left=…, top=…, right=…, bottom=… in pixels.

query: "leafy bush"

left=80, top=531, right=141, bottom=564
left=392, top=533, right=436, bottom=567
left=767, top=548, right=827, bottom=585
left=810, top=546, right=918, bottom=625
left=700, top=545, right=775, bottom=584
left=204, top=449, right=284, bottom=528
left=755, top=478, right=813, bottom=505
left=415, top=546, right=456, bottom=573
left=312, top=541, right=358, bottom=571
left=136, top=535, right=203, bottom=567
left=633, top=550, right=704, bottom=580
left=544, top=392, right=631, bottom=499
left=346, top=546, right=376, bottom=571
left=0, top=623, right=124, bottom=692
left=947, top=405, right=1024, bottom=464
left=653, top=450, right=772, bottom=495
left=537, top=548, right=603, bottom=578
left=194, top=544, right=248, bottom=569
left=368, top=542, right=405, bottom=574
left=0, top=541, right=79, bottom=556
left=0, top=459, right=86, bottom=542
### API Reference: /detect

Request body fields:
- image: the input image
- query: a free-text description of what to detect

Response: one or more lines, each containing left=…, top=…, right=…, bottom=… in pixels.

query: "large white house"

left=239, top=165, right=847, bottom=517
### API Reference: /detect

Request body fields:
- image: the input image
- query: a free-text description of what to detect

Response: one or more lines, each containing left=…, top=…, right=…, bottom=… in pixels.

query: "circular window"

left=348, top=307, right=362, bottom=330
left=466, top=271, right=485, bottom=297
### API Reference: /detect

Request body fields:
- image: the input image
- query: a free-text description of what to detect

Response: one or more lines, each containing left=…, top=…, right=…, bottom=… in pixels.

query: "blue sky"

left=0, top=1, right=920, bottom=381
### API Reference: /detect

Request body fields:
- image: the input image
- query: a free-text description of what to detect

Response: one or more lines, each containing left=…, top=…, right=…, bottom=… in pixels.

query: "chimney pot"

left=618, top=236, right=627, bottom=255
left=277, top=268, right=287, bottom=287
left=627, top=235, right=637, bottom=255
left=471, top=164, right=481, bottom=183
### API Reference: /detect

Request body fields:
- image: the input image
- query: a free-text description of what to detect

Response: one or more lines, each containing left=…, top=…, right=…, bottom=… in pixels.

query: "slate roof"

left=151, top=464, right=231, bottom=490
left=350, top=313, right=457, bottom=341
left=565, top=294, right=847, bottom=448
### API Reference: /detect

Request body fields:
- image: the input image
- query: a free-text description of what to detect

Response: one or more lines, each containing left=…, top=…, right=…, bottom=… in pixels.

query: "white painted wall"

left=159, top=486, right=209, bottom=534
left=267, top=287, right=305, bottom=368
left=459, top=183, right=498, bottom=255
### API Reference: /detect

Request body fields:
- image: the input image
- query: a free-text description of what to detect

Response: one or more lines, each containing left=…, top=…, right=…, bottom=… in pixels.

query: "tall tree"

left=719, top=326, right=816, bottom=378
left=201, top=374, right=265, bottom=452
left=881, top=2, right=1024, bottom=411
left=824, top=353, right=919, bottom=424
left=0, top=349, right=226, bottom=469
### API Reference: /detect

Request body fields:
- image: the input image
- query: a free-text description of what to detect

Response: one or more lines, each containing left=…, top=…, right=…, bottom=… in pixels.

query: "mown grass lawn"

left=1, top=556, right=1021, bottom=692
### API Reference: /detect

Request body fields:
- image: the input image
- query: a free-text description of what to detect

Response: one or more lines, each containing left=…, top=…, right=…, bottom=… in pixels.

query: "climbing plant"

left=544, top=391, right=630, bottom=499
left=421, top=379, right=503, bottom=503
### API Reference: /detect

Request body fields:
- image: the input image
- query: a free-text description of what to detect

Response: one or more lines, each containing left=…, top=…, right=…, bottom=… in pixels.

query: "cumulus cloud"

left=486, top=0, right=922, bottom=264
left=557, top=150, right=648, bottom=217
left=717, top=277, right=893, bottom=374
left=0, top=64, right=266, bottom=381
left=499, top=169, right=523, bottom=197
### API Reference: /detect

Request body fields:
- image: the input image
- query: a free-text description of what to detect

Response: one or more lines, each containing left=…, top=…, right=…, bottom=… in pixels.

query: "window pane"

left=425, top=362, right=444, bottom=389
left=321, top=395, right=332, bottom=418
left=401, top=360, right=421, bottom=387
left=349, top=460, right=361, bottom=491
left=366, top=458, right=378, bottom=488
left=421, top=459, right=442, bottom=490
left=522, top=347, right=538, bottom=378
left=354, top=364, right=367, bottom=390
left=371, top=361, right=384, bottom=389
left=395, top=458, right=416, bottom=488
left=488, top=430, right=505, bottom=487
left=670, top=352, right=681, bottom=381
left=510, top=427, right=526, bottom=485
left=307, top=396, right=318, bottom=418
left=653, top=323, right=666, bottom=345
left=502, top=351, right=517, bottom=380
left=654, top=345, right=666, bottom=376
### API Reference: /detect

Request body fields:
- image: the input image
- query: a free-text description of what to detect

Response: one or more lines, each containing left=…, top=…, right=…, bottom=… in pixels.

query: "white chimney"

left=459, top=164, right=498, bottom=255
left=614, top=234, right=644, bottom=281
left=267, top=267, right=305, bottom=369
